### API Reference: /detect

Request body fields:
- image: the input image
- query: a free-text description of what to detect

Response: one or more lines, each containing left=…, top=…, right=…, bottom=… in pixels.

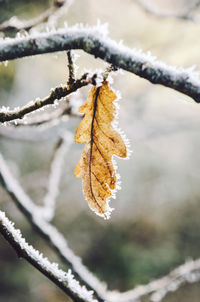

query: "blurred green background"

left=1, top=0, right=200, bottom=301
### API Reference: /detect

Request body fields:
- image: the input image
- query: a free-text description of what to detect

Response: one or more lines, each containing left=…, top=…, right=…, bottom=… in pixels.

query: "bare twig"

left=0, top=211, right=97, bottom=302
left=0, top=0, right=74, bottom=34
left=0, top=74, right=90, bottom=123
left=1, top=27, right=200, bottom=102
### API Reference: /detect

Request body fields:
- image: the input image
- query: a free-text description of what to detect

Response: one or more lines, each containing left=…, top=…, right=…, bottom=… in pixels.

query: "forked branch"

left=0, top=74, right=92, bottom=123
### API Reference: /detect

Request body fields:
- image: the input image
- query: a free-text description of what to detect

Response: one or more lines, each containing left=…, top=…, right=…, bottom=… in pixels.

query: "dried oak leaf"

left=74, top=81, right=127, bottom=218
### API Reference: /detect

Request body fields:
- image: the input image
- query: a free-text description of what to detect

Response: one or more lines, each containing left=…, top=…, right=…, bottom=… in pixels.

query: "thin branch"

left=0, top=0, right=74, bottom=34
left=11, top=102, right=72, bottom=127
left=48, top=0, right=75, bottom=27
left=0, top=101, right=81, bottom=142
left=0, top=211, right=97, bottom=302
left=0, top=74, right=90, bottom=123
left=0, top=102, right=81, bottom=141
left=106, top=259, right=200, bottom=302
left=135, top=0, right=200, bottom=23
left=0, top=153, right=106, bottom=302
left=103, top=65, right=117, bottom=81
left=0, top=119, right=67, bottom=142
left=41, top=131, right=73, bottom=221
left=0, top=8, right=56, bottom=33
left=8, top=99, right=80, bottom=127
left=67, top=50, right=75, bottom=86
left=0, top=27, right=200, bottom=102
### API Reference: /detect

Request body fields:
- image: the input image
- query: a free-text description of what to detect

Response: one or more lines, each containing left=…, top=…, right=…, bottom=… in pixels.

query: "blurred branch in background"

left=0, top=119, right=69, bottom=141
left=0, top=27, right=200, bottom=103
left=107, top=259, right=200, bottom=302
left=41, top=132, right=73, bottom=221
left=0, top=0, right=74, bottom=35
left=135, top=0, right=200, bottom=23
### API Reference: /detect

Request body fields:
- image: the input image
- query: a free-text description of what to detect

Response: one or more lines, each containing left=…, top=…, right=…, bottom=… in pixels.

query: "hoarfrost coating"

left=0, top=23, right=200, bottom=102
left=0, top=211, right=98, bottom=302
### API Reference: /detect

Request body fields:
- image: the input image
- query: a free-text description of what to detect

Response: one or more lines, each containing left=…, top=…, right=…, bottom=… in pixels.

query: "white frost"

left=0, top=211, right=97, bottom=302
left=1, top=22, right=199, bottom=90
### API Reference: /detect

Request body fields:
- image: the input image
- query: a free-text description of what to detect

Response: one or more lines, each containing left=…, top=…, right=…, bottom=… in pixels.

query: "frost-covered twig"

left=67, top=50, right=76, bottom=86
left=9, top=99, right=80, bottom=127
left=1, top=26, right=200, bottom=102
left=12, top=102, right=71, bottom=127
left=0, top=103, right=81, bottom=141
left=0, top=211, right=97, bottom=302
left=41, top=132, right=73, bottom=221
left=0, top=153, right=106, bottom=302
left=106, top=258, right=200, bottom=302
left=0, top=74, right=90, bottom=123
left=0, top=0, right=74, bottom=34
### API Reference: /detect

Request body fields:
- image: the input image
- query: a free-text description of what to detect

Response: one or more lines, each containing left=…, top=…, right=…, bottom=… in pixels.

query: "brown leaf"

left=74, top=81, right=127, bottom=218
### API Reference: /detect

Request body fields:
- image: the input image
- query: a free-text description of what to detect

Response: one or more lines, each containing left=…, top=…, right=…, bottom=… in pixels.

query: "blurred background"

left=1, top=0, right=200, bottom=301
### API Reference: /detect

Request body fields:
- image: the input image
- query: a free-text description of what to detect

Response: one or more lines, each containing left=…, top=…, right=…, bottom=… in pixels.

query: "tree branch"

left=0, top=118, right=67, bottom=141
left=135, top=0, right=200, bottom=23
left=0, top=0, right=74, bottom=34
left=67, top=50, right=76, bottom=86
left=0, top=211, right=97, bottom=302
left=0, top=26, right=200, bottom=102
left=41, top=131, right=73, bottom=221
left=0, top=101, right=81, bottom=141
left=10, top=101, right=72, bottom=127
left=0, top=74, right=90, bottom=123
left=106, top=258, right=200, bottom=302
